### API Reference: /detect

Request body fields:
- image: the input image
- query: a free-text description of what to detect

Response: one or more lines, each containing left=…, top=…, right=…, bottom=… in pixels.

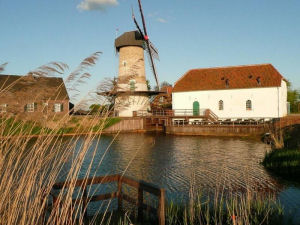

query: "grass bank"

left=262, top=148, right=300, bottom=179
left=262, top=124, right=300, bottom=179
left=0, top=116, right=121, bottom=136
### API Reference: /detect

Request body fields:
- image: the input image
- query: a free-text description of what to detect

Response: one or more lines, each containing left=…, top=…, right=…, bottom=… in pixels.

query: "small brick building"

left=0, top=74, right=69, bottom=120
left=151, top=86, right=172, bottom=110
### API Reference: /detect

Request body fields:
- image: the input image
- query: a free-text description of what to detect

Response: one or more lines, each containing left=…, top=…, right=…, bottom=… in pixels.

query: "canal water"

left=62, top=133, right=300, bottom=223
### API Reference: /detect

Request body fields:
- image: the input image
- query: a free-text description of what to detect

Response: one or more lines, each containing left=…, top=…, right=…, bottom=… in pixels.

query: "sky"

left=1, top=0, right=300, bottom=103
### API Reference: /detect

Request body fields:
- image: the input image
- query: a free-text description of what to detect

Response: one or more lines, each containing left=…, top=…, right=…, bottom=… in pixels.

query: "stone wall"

left=0, top=99, right=69, bottom=121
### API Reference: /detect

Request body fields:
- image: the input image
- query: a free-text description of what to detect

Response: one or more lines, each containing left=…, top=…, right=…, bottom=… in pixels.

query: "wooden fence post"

left=53, top=195, right=58, bottom=208
left=138, top=187, right=144, bottom=222
left=82, top=189, right=88, bottom=222
left=117, top=175, right=123, bottom=211
left=158, top=189, right=165, bottom=225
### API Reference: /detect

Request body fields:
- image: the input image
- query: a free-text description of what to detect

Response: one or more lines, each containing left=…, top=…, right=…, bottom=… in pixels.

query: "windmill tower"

left=114, top=0, right=160, bottom=117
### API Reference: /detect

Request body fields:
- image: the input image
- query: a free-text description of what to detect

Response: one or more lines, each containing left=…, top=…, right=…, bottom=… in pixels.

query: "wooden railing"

left=51, top=174, right=165, bottom=225
left=171, top=117, right=277, bottom=126
left=133, top=110, right=174, bottom=117
left=134, top=109, right=210, bottom=117
left=204, top=109, right=219, bottom=121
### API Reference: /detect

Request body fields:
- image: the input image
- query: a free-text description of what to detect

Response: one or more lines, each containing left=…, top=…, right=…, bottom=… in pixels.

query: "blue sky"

left=1, top=0, right=300, bottom=102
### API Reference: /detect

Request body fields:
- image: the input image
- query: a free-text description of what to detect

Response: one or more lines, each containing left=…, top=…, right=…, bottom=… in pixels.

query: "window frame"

left=26, top=103, right=35, bottom=112
left=246, top=100, right=252, bottom=111
left=256, top=77, right=261, bottom=85
left=225, top=79, right=229, bottom=88
left=0, top=104, right=7, bottom=113
left=54, top=103, right=63, bottom=113
left=129, top=80, right=136, bottom=91
left=218, top=100, right=224, bottom=110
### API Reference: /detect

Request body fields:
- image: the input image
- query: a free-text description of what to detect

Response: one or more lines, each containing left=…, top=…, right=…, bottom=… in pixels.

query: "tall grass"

left=0, top=55, right=124, bottom=225
left=0, top=116, right=111, bottom=224
left=165, top=190, right=284, bottom=225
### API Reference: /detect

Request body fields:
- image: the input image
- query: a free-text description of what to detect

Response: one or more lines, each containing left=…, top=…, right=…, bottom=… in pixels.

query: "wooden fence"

left=51, top=174, right=165, bottom=225
left=104, top=118, right=144, bottom=132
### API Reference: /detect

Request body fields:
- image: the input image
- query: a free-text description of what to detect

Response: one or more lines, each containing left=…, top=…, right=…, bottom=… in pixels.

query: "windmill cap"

left=115, top=30, right=145, bottom=51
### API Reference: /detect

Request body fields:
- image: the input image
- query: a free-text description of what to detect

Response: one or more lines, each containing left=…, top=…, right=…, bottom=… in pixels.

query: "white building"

left=172, top=64, right=288, bottom=119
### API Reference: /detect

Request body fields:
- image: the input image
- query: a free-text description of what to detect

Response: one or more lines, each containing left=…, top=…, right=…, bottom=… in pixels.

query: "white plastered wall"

left=172, top=80, right=287, bottom=118
left=115, top=94, right=150, bottom=117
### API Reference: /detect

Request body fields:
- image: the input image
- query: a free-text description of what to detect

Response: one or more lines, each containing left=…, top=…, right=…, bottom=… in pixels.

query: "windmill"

left=113, top=0, right=160, bottom=117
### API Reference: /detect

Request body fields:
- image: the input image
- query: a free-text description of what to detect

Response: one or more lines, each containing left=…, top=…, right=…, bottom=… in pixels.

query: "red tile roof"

left=160, top=86, right=173, bottom=94
left=173, top=64, right=285, bottom=92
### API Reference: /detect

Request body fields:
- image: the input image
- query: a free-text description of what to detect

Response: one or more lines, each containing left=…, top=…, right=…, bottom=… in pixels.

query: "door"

left=193, top=101, right=199, bottom=116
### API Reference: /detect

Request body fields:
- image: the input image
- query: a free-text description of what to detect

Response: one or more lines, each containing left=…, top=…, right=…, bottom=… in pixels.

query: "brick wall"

left=0, top=98, right=69, bottom=120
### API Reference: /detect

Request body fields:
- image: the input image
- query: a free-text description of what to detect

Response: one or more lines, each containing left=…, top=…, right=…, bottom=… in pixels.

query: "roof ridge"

left=0, top=74, right=63, bottom=79
left=190, top=63, right=272, bottom=71
left=0, top=74, right=23, bottom=77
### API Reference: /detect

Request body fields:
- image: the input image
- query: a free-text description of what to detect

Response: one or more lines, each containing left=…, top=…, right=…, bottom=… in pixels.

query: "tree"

left=288, top=89, right=300, bottom=113
left=287, top=80, right=300, bottom=113
left=152, top=81, right=172, bottom=91
left=89, top=104, right=101, bottom=114
left=146, top=80, right=151, bottom=91
left=96, top=76, right=118, bottom=106
left=160, top=81, right=172, bottom=88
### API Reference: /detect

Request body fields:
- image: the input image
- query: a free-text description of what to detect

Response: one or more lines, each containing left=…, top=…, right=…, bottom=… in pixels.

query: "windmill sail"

left=133, top=0, right=160, bottom=87
left=145, top=44, right=159, bottom=87
left=149, top=41, right=159, bottom=61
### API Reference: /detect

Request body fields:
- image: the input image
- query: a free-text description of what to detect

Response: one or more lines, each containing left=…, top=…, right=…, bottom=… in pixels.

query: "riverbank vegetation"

left=263, top=148, right=300, bottom=179
left=92, top=191, right=284, bottom=225
left=287, top=81, right=299, bottom=113
left=164, top=193, right=283, bottom=225
left=0, top=116, right=121, bottom=136
left=262, top=124, right=300, bottom=179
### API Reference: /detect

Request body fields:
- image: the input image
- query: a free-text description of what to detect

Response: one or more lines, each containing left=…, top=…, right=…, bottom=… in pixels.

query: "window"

left=42, top=102, right=48, bottom=113
left=25, top=103, right=36, bottom=112
left=218, top=100, right=224, bottom=110
left=256, top=77, right=261, bottom=85
left=246, top=100, right=252, bottom=110
left=225, top=79, right=229, bottom=88
left=0, top=104, right=7, bottom=113
left=54, top=103, right=63, bottom=112
left=129, top=80, right=136, bottom=91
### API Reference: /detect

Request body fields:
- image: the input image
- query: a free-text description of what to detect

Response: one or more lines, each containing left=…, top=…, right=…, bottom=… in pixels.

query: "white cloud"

left=157, top=18, right=167, bottom=23
left=77, top=0, right=119, bottom=11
